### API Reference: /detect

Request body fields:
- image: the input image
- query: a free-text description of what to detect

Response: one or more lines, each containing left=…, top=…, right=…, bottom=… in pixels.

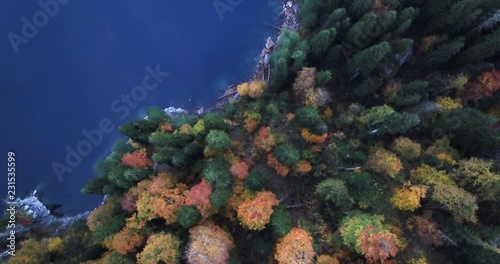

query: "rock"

left=265, top=37, right=275, bottom=50
left=264, top=54, right=270, bottom=64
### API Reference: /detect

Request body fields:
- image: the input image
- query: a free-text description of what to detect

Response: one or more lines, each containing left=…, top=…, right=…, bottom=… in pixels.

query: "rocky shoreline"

left=216, top=0, right=300, bottom=106
left=0, top=2, right=301, bottom=259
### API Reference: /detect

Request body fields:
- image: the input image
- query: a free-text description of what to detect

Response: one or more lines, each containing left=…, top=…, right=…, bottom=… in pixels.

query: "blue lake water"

left=0, top=0, right=279, bottom=214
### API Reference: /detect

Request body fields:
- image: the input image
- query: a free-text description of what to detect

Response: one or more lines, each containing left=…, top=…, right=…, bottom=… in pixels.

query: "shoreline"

left=0, top=2, right=301, bottom=254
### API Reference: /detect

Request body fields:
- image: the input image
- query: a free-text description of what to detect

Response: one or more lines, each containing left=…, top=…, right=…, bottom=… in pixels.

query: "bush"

left=273, top=144, right=300, bottom=166
left=177, top=206, right=201, bottom=228
left=206, top=130, right=232, bottom=152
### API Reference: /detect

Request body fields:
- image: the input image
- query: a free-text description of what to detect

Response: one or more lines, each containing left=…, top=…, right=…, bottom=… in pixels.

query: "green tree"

left=316, top=70, right=332, bottom=87
left=393, top=80, right=429, bottom=107
left=274, top=144, right=300, bottom=166
left=340, top=213, right=385, bottom=254
left=431, top=183, right=478, bottom=223
left=419, top=38, right=465, bottom=69
left=204, top=113, right=229, bottom=132
left=206, top=130, right=232, bottom=152
left=450, top=158, right=500, bottom=201
left=244, top=167, right=267, bottom=191
left=310, top=28, right=337, bottom=58
left=454, top=28, right=500, bottom=64
left=348, top=0, right=373, bottom=20
left=177, top=205, right=201, bottom=228
left=270, top=205, right=292, bottom=237
left=428, top=0, right=482, bottom=34
left=146, top=106, right=167, bottom=127
left=210, top=187, right=232, bottom=209
left=315, top=178, right=349, bottom=207
left=295, top=107, right=322, bottom=128
left=299, top=0, right=322, bottom=29
left=347, top=42, right=390, bottom=77
left=203, top=158, right=233, bottom=188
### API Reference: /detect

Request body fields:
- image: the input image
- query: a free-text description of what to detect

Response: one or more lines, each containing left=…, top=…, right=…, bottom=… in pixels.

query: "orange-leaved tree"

left=237, top=191, right=279, bottom=230
left=359, top=225, right=399, bottom=263
left=122, top=149, right=152, bottom=169
left=186, top=222, right=234, bottom=264
left=267, top=153, right=290, bottom=177
left=296, top=160, right=312, bottom=174
left=253, top=127, right=276, bottom=153
left=274, top=228, right=315, bottom=264
left=230, top=161, right=250, bottom=180
left=111, top=227, right=144, bottom=255
left=301, top=128, right=328, bottom=144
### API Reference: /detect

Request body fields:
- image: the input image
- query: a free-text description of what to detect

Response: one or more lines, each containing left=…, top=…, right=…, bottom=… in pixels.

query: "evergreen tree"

left=347, top=42, right=390, bottom=77
left=428, top=0, right=482, bottom=34
left=454, top=28, right=500, bottom=64
left=419, top=38, right=465, bottom=69
left=348, top=0, right=373, bottom=20
left=393, top=80, right=429, bottom=107
left=299, top=0, right=322, bottom=29
left=310, top=28, right=337, bottom=59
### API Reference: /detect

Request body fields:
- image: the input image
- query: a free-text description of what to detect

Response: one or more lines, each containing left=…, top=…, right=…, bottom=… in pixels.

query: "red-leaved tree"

left=122, top=149, right=152, bottom=169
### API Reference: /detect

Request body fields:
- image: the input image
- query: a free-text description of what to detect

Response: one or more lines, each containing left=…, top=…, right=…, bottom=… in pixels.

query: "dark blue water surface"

left=0, top=0, right=279, bottom=213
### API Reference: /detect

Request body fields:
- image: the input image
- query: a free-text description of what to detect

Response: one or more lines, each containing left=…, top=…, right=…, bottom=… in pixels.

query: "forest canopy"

left=7, top=0, right=500, bottom=263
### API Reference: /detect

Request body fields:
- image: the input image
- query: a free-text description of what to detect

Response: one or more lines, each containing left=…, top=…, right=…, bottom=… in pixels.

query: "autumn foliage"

left=186, top=223, right=234, bottom=264
left=359, top=226, right=399, bottom=263
left=253, top=127, right=276, bottom=153
left=301, top=128, right=328, bottom=144
left=267, top=153, right=290, bottom=177
left=185, top=179, right=213, bottom=217
left=462, top=68, right=500, bottom=101
left=237, top=80, right=266, bottom=98
left=121, top=149, right=152, bottom=169
left=296, top=160, right=312, bottom=174
left=136, top=178, right=187, bottom=224
left=366, top=148, right=403, bottom=177
left=390, top=186, right=427, bottom=211
left=237, top=191, right=279, bottom=230
left=409, top=215, right=445, bottom=247
left=137, top=233, right=181, bottom=264
left=274, top=228, right=314, bottom=264
left=230, top=161, right=250, bottom=180
left=111, top=227, right=144, bottom=255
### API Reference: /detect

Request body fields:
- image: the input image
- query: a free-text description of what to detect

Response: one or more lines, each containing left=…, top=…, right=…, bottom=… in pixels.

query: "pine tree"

left=299, top=0, right=322, bottom=29
left=393, top=80, right=429, bottom=107
left=454, top=28, right=500, bottom=64
left=428, top=0, right=482, bottom=34
left=348, top=0, right=374, bottom=20
left=310, top=28, right=337, bottom=58
left=419, top=38, right=465, bottom=69
left=347, top=42, right=390, bottom=77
